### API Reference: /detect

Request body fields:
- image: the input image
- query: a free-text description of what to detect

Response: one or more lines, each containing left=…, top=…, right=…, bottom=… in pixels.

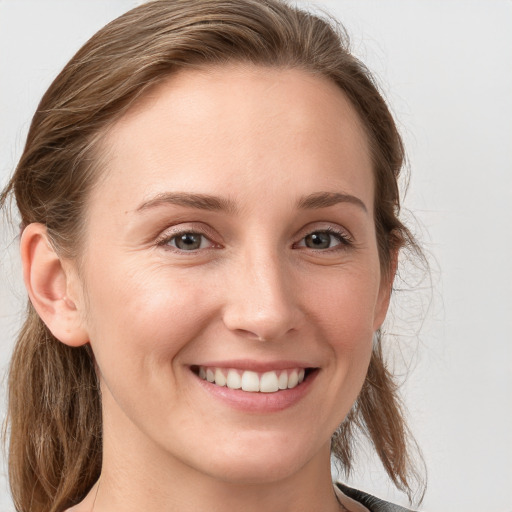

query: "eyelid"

left=152, top=222, right=353, bottom=253
left=293, top=225, right=353, bottom=250
left=155, top=223, right=221, bottom=251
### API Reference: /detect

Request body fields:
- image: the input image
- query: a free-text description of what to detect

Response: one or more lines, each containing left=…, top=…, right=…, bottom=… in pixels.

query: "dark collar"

left=335, top=482, right=416, bottom=512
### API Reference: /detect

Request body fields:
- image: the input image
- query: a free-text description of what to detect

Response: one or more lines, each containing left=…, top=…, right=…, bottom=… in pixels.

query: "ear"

left=373, top=247, right=399, bottom=331
left=20, top=223, right=89, bottom=347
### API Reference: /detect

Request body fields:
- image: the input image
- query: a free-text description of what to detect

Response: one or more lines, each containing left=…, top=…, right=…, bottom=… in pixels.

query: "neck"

left=95, top=443, right=340, bottom=512
left=83, top=393, right=341, bottom=512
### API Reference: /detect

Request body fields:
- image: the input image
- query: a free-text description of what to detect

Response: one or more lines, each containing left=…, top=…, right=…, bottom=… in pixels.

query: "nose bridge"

left=222, top=241, right=299, bottom=341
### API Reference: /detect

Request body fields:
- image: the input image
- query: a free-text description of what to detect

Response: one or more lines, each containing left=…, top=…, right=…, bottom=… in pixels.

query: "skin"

left=22, top=65, right=392, bottom=512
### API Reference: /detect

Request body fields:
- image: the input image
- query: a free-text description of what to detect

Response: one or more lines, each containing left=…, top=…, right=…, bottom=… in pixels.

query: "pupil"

left=176, top=233, right=201, bottom=250
left=306, top=232, right=330, bottom=249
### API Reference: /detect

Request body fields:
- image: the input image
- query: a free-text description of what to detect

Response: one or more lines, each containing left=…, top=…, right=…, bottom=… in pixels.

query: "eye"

left=296, top=229, right=350, bottom=250
left=159, top=231, right=214, bottom=251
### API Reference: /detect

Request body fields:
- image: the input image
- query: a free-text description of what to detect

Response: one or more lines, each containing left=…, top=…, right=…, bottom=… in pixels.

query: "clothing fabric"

left=336, top=483, right=415, bottom=512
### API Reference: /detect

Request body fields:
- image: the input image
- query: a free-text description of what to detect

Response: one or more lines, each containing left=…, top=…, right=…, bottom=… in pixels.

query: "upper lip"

left=191, top=359, right=317, bottom=372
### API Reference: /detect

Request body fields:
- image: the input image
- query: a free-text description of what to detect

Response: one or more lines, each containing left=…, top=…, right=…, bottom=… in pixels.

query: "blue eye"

left=298, top=230, right=349, bottom=250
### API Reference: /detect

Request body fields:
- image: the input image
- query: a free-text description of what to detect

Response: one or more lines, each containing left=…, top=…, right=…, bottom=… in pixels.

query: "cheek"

left=80, top=263, right=223, bottom=426
left=309, top=268, right=380, bottom=340
left=82, top=261, right=218, bottom=370
left=305, top=267, right=379, bottom=392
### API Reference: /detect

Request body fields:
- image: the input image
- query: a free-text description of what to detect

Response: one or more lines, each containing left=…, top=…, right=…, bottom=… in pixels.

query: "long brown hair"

left=1, top=1, right=425, bottom=510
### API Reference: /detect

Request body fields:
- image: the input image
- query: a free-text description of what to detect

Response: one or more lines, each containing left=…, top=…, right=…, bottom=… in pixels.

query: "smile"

left=195, top=366, right=309, bottom=393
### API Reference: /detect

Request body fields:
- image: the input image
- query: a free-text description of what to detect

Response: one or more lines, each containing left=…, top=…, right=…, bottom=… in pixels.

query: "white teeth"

left=288, top=369, right=299, bottom=389
left=197, top=366, right=309, bottom=392
left=241, top=371, right=260, bottom=392
left=278, top=371, right=288, bottom=390
left=214, top=368, right=226, bottom=387
left=260, top=371, right=279, bottom=393
left=226, top=369, right=242, bottom=389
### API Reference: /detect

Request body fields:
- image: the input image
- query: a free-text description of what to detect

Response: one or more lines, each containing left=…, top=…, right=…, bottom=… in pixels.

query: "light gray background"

left=1, top=1, right=511, bottom=511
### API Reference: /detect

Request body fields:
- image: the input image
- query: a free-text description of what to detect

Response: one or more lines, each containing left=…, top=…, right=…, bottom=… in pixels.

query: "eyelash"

left=156, top=228, right=218, bottom=252
left=156, top=226, right=352, bottom=253
left=294, top=226, right=352, bottom=251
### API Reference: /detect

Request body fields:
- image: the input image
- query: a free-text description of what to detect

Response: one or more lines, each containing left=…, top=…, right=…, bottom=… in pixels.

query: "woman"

left=0, top=1, right=425, bottom=511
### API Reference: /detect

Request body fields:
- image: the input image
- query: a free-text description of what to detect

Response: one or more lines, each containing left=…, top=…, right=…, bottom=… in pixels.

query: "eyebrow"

left=136, top=192, right=238, bottom=214
left=297, top=191, right=367, bottom=213
left=136, top=190, right=367, bottom=214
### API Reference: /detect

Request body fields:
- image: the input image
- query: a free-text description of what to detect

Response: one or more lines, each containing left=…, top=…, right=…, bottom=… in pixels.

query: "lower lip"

left=193, top=369, right=319, bottom=413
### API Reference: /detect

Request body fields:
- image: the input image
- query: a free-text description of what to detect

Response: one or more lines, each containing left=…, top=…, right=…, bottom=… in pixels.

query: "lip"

left=194, top=359, right=316, bottom=372
left=190, top=363, right=319, bottom=413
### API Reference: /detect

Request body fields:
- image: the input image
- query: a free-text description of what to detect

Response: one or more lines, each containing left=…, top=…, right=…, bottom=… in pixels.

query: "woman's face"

left=73, top=65, right=391, bottom=483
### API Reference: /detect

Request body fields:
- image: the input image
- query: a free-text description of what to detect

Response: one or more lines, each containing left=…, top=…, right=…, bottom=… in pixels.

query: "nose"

left=221, top=247, right=302, bottom=342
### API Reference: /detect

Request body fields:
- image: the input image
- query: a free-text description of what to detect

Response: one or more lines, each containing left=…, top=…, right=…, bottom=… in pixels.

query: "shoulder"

left=335, top=482, right=417, bottom=512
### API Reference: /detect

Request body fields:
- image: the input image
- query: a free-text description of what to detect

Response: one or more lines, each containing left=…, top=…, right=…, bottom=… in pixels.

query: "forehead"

left=92, top=65, right=374, bottom=216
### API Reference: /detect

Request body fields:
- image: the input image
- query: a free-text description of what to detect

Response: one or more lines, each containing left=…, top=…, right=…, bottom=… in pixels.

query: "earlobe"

left=21, top=223, right=89, bottom=347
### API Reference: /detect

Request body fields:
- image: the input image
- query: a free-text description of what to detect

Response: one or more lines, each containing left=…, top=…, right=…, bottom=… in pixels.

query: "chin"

left=207, top=455, right=306, bottom=485
left=187, top=431, right=326, bottom=485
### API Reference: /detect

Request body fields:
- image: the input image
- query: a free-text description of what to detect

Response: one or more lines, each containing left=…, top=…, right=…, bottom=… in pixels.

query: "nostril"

left=233, top=329, right=268, bottom=341
left=222, top=291, right=301, bottom=343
